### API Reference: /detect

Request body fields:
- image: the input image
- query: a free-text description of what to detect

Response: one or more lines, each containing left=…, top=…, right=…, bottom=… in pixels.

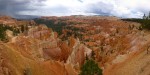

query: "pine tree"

left=80, top=59, right=102, bottom=75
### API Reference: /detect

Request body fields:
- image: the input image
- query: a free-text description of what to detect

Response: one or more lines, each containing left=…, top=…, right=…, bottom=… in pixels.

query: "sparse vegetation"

left=122, top=19, right=150, bottom=30
left=80, top=59, right=102, bottom=75
left=34, top=18, right=67, bottom=35
left=0, top=24, right=21, bottom=41
left=0, top=25, right=7, bottom=41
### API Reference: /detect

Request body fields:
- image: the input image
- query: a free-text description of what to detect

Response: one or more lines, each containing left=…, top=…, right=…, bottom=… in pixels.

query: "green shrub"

left=0, top=24, right=20, bottom=41
left=79, top=59, right=102, bottom=75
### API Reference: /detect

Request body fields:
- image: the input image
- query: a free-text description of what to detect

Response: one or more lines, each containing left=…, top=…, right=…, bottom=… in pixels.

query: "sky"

left=0, top=0, right=150, bottom=18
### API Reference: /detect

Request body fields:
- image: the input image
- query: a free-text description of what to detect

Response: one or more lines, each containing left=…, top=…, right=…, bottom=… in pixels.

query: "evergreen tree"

left=21, top=25, right=25, bottom=33
left=80, top=59, right=102, bottom=75
left=91, top=50, right=95, bottom=60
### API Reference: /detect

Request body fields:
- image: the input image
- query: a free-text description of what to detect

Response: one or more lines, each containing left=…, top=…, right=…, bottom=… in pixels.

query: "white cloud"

left=1, top=0, right=150, bottom=18
left=38, top=0, right=149, bottom=18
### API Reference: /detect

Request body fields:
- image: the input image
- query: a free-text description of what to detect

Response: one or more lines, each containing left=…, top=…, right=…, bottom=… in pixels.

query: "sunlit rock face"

left=48, top=16, right=149, bottom=75
left=0, top=16, right=150, bottom=75
left=67, top=38, right=92, bottom=66
left=0, top=18, right=120, bottom=75
left=0, top=18, right=91, bottom=75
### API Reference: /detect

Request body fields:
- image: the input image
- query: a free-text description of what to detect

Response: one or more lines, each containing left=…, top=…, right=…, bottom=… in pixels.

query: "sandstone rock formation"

left=0, top=16, right=149, bottom=75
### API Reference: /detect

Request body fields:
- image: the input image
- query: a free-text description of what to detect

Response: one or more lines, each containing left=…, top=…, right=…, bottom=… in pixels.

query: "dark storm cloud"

left=0, top=0, right=46, bottom=17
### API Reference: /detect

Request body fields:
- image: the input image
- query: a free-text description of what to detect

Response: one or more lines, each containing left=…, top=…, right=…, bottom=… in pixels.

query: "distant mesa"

left=14, top=15, right=40, bottom=20
left=0, top=14, right=40, bottom=20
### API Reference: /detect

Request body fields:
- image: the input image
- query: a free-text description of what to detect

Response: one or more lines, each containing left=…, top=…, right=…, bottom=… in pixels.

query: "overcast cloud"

left=0, top=0, right=150, bottom=18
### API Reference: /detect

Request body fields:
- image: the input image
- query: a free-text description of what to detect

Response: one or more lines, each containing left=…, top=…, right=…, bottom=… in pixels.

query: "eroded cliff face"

left=0, top=16, right=150, bottom=75
left=54, top=16, right=150, bottom=75
left=0, top=18, right=92, bottom=75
